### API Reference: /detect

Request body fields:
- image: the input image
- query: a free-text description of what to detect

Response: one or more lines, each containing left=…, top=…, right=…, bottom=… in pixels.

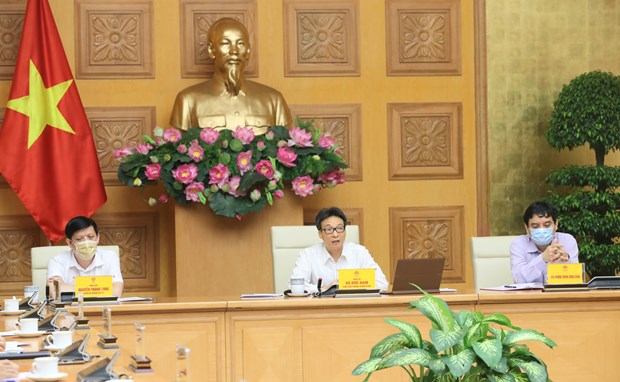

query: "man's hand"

left=0, top=360, right=19, bottom=378
left=322, top=280, right=338, bottom=292
left=542, top=239, right=569, bottom=263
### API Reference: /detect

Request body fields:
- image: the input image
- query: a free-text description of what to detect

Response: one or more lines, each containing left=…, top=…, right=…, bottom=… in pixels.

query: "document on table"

left=480, top=283, right=543, bottom=291
left=240, top=293, right=283, bottom=299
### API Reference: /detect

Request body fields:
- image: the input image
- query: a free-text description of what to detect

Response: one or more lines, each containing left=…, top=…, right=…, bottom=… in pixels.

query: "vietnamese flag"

left=0, top=0, right=106, bottom=242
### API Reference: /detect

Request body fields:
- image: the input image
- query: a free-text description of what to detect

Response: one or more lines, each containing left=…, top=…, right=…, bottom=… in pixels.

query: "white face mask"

left=73, top=240, right=97, bottom=261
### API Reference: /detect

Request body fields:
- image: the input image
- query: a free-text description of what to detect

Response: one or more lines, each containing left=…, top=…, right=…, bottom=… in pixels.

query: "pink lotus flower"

left=158, top=194, right=169, bottom=203
left=232, top=126, right=255, bottom=145
left=113, top=147, right=134, bottom=158
left=184, top=182, right=205, bottom=202
left=228, top=175, right=244, bottom=196
left=256, top=141, right=266, bottom=151
left=177, top=144, right=187, bottom=154
left=200, top=128, right=220, bottom=144
left=273, top=190, right=284, bottom=199
left=172, top=163, right=199, bottom=184
left=254, top=159, right=275, bottom=179
left=292, top=176, right=315, bottom=197
left=135, top=143, right=152, bottom=154
left=209, top=163, right=230, bottom=187
left=155, top=138, right=165, bottom=146
left=318, top=168, right=346, bottom=185
left=277, top=147, right=298, bottom=167
left=265, top=130, right=275, bottom=141
left=188, top=140, right=204, bottom=162
left=288, top=127, right=314, bottom=147
left=144, top=163, right=161, bottom=180
left=318, top=134, right=336, bottom=149
left=163, top=128, right=182, bottom=143
left=237, top=150, right=253, bottom=175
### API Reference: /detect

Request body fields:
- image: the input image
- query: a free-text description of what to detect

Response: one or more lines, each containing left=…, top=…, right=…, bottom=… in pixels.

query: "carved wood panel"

left=386, top=0, right=461, bottom=76
left=85, top=106, right=156, bottom=185
left=290, top=104, right=362, bottom=181
left=179, top=0, right=258, bottom=78
left=283, top=0, right=360, bottom=76
left=0, top=215, right=48, bottom=295
left=388, top=103, right=463, bottom=179
left=390, top=206, right=464, bottom=283
left=75, top=0, right=154, bottom=79
left=0, top=1, right=25, bottom=79
left=93, top=212, right=159, bottom=292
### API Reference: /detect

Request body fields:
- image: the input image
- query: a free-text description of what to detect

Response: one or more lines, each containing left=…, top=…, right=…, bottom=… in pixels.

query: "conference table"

left=3, top=290, right=619, bottom=381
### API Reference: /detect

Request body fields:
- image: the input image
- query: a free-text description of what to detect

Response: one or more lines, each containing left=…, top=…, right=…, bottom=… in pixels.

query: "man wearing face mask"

left=46, top=216, right=124, bottom=298
left=510, top=201, right=579, bottom=284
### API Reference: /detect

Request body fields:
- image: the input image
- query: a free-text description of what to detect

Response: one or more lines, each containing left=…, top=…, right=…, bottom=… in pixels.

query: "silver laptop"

left=382, top=258, right=446, bottom=294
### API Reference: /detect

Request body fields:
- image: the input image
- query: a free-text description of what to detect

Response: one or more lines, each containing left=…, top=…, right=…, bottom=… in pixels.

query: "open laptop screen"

left=387, top=257, right=446, bottom=294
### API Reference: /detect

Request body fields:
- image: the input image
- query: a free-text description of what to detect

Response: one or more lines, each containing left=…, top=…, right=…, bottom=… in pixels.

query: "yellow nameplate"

left=74, top=276, right=114, bottom=297
left=338, top=268, right=376, bottom=290
left=547, top=263, right=585, bottom=284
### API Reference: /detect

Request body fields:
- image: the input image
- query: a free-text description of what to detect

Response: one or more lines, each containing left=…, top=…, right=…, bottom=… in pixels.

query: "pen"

left=317, top=278, right=323, bottom=295
left=504, top=285, right=517, bottom=288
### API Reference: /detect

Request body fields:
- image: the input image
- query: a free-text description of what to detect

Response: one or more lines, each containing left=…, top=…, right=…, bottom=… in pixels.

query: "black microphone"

left=316, top=278, right=323, bottom=297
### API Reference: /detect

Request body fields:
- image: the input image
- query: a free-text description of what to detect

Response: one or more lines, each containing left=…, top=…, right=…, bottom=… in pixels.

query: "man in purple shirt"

left=510, top=201, right=579, bottom=284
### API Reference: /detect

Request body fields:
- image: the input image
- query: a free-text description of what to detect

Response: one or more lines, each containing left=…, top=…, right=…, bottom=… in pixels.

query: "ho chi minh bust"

left=169, top=17, right=292, bottom=135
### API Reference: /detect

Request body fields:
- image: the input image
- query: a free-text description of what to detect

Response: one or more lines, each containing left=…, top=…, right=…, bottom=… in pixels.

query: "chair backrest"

left=31, top=245, right=120, bottom=298
left=270, top=225, right=360, bottom=293
left=470, top=236, right=518, bottom=290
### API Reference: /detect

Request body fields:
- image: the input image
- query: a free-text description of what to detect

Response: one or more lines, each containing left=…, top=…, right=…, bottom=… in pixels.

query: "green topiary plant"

left=545, top=70, right=620, bottom=277
left=352, top=289, right=556, bottom=382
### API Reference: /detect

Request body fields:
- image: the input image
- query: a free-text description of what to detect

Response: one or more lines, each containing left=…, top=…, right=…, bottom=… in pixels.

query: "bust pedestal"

left=174, top=196, right=302, bottom=297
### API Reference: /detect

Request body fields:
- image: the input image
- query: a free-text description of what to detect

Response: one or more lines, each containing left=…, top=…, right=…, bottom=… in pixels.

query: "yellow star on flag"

left=7, top=59, right=75, bottom=148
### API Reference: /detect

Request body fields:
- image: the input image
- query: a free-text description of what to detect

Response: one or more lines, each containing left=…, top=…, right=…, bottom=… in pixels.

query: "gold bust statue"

left=169, top=18, right=292, bottom=135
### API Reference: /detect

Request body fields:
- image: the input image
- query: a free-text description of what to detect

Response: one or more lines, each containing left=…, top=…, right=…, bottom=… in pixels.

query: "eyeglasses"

left=321, top=225, right=345, bottom=234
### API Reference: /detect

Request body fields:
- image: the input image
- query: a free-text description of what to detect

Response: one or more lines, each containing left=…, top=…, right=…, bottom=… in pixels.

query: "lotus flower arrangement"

left=115, top=121, right=347, bottom=219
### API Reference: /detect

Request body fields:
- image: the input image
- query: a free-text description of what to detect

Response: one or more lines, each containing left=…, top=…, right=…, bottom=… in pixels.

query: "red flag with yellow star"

left=0, top=0, right=106, bottom=242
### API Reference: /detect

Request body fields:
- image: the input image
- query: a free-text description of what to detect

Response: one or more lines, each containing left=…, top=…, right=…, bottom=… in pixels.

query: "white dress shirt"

left=47, top=247, right=124, bottom=285
left=289, top=242, right=389, bottom=293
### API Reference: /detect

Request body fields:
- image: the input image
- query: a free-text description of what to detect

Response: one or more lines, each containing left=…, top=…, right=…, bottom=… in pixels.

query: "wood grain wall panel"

left=386, top=0, right=461, bottom=76
left=389, top=206, right=465, bottom=283
left=388, top=103, right=463, bottom=180
left=0, top=1, right=25, bottom=80
left=179, top=0, right=258, bottom=78
left=303, top=207, right=364, bottom=243
left=85, top=106, right=156, bottom=185
left=75, top=0, right=154, bottom=79
left=0, top=215, right=48, bottom=295
left=290, top=104, right=362, bottom=181
left=283, top=0, right=360, bottom=76
left=93, top=212, right=159, bottom=292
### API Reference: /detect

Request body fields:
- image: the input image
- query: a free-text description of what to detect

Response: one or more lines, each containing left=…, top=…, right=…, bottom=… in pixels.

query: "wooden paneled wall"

left=0, top=0, right=478, bottom=296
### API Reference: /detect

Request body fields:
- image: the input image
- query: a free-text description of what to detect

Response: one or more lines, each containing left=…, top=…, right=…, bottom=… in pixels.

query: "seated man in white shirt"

left=47, top=216, right=124, bottom=298
left=289, top=207, right=389, bottom=293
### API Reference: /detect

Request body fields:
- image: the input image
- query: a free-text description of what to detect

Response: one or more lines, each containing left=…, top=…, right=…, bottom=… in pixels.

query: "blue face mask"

left=530, top=227, right=554, bottom=246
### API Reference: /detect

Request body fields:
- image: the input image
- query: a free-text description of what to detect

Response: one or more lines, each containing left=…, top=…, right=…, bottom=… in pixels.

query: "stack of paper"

left=480, top=283, right=544, bottom=291
left=240, top=293, right=283, bottom=299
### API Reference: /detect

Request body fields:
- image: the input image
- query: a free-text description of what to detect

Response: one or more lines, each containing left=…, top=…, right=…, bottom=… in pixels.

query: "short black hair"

left=315, top=207, right=348, bottom=230
left=65, top=216, right=98, bottom=239
left=522, top=201, right=558, bottom=225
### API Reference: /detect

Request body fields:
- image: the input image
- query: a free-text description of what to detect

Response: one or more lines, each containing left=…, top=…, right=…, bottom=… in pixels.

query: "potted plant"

left=545, top=70, right=620, bottom=277
left=352, top=289, right=556, bottom=381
